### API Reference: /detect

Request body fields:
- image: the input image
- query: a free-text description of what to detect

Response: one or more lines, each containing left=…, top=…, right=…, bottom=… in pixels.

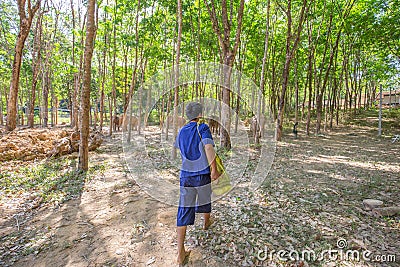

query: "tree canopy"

left=0, top=0, right=398, bottom=137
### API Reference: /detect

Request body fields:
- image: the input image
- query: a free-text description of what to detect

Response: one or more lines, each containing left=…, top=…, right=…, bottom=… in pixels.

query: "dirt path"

left=1, top=133, right=205, bottom=267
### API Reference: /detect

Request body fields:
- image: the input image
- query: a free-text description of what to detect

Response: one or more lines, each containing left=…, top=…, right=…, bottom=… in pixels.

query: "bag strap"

left=197, top=122, right=211, bottom=162
left=196, top=122, right=203, bottom=142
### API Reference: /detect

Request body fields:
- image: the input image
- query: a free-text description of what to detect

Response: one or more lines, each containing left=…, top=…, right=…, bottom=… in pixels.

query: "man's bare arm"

left=204, top=143, right=220, bottom=180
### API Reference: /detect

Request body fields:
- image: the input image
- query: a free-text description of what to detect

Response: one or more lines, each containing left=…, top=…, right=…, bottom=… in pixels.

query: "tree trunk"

left=276, top=0, right=309, bottom=141
left=204, top=0, right=245, bottom=149
left=0, top=88, right=3, bottom=126
left=109, top=0, right=118, bottom=136
left=330, top=77, right=337, bottom=129
left=99, top=69, right=105, bottom=131
left=42, top=70, right=49, bottom=127
left=28, top=11, right=43, bottom=128
left=55, top=97, right=59, bottom=125
left=256, top=0, right=271, bottom=143
left=78, top=0, right=96, bottom=171
left=99, top=8, right=108, bottom=132
left=195, top=2, right=201, bottom=98
left=42, top=43, right=51, bottom=128
left=6, top=0, right=41, bottom=131
left=50, top=76, right=56, bottom=127
left=344, top=51, right=350, bottom=113
left=70, top=0, right=78, bottom=129
left=144, top=84, right=152, bottom=127
left=336, top=81, right=341, bottom=125
left=234, top=43, right=246, bottom=134
left=294, top=56, right=299, bottom=124
left=137, top=58, right=148, bottom=136
left=172, top=0, right=182, bottom=160
left=124, top=0, right=141, bottom=116
left=315, top=12, right=333, bottom=135
left=305, top=18, right=314, bottom=136
left=301, top=81, right=307, bottom=121
left=165, top=90, right=172, bottom=140
left=49, top=5, right=59, bottom=127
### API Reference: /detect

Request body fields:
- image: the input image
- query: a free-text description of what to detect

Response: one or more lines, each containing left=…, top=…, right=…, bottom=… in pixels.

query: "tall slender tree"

left=28, top=8, right=43, bottom=128
left=256, top=0, right=271, bottom=144
left=204, top=0, right=245, bottom=149
left=315, top=0, right=356, bottom=134
left=6, top=0, right=41, bottom=131
left=78, top=0, right=97, bottom=171
left=70, top=0, right=78, bottom=129
left=109, top=0, right=117, bottom=136
left=172, top=0, right=182, bottom=159
left=275, top=0, right=309, bottom=141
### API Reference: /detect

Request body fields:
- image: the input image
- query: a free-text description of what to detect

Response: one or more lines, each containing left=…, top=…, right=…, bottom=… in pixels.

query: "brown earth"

left=0, top=127, right=103, bottom=161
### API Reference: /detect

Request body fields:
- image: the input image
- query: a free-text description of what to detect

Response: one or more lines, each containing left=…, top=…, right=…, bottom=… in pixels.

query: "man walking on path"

left=174, top=102, right=220, bottom=265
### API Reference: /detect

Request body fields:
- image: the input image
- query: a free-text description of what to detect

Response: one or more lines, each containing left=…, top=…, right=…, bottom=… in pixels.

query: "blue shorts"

left=177, top=174, right=212, bottom=227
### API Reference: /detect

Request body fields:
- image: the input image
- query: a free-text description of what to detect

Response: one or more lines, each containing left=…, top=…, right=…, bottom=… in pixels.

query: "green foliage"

left=0, top=0, right=398, bottom=128
left=385, top=107, right=400, bottom=119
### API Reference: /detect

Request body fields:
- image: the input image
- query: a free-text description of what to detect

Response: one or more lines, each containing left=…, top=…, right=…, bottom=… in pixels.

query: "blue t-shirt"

left=175, top=122, right=215, bottom=178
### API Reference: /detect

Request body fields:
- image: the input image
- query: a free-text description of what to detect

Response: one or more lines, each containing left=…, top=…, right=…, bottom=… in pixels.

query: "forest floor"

left=0, top=112, right=399, bottom=267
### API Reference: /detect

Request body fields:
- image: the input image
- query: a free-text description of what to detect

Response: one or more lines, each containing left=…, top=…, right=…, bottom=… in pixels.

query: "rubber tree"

left=78, top=0, right=97, bottom=171
left=204, top=0, right=245, bottom=149
left=6, top=0, right=41, bottom=131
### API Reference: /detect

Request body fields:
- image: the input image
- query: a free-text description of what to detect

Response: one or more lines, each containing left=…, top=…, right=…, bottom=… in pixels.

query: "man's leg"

left=203, top=212, right=212, bottom=230
left=196, top=175, right=212, bottom=230
left=177, top=180, right=195, bottom=264
left=177, top=226, right=190, bottom=264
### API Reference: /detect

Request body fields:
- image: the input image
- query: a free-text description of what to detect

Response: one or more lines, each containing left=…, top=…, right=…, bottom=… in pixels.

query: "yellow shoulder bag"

left=197, top=122, right=232, bottom=196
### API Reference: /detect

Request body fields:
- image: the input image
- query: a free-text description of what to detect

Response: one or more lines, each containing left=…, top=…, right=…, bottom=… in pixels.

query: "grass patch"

left=345, top=107, right=399, bottom=130
left=0, top=158, right=105, bottom=204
